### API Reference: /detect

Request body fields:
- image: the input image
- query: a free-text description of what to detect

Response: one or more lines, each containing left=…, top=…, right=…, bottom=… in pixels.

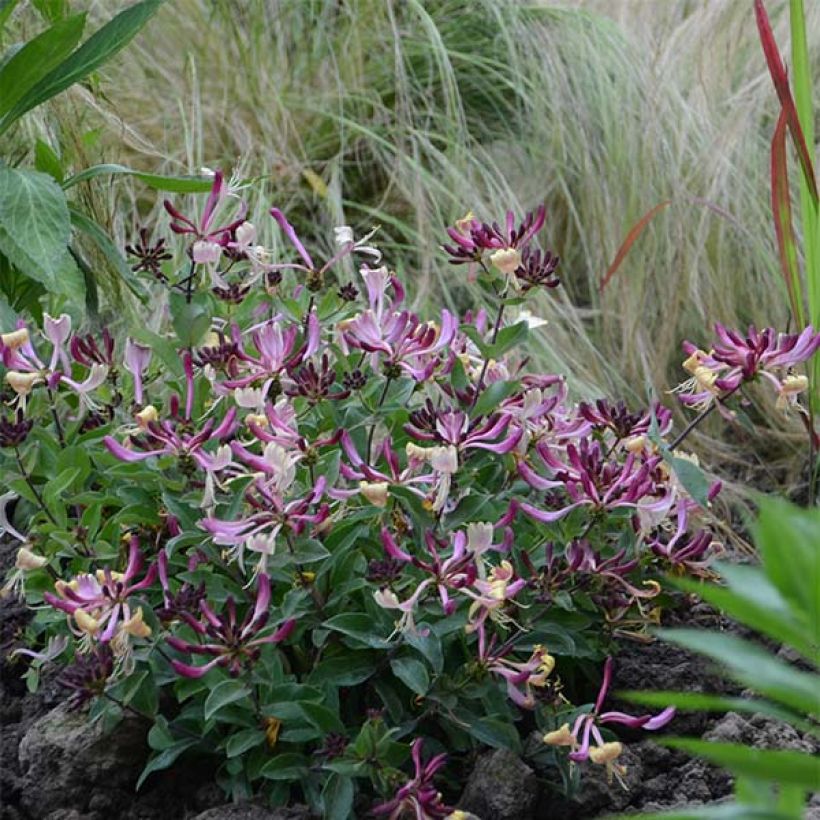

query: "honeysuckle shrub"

left=2, top=172, right=818, bottom=818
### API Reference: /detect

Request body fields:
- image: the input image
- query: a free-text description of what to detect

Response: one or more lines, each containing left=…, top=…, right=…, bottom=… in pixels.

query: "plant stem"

left=14, top=447, right=58, bottom=526
left=184, top=258, right=197, bottom=304
left=366, top=376, right=393, bottom=464
left=668, top=385, right=740, bottom=450
left=469, top=300, right=505, bottom=411
left=46, top=388, right=66, bottom=447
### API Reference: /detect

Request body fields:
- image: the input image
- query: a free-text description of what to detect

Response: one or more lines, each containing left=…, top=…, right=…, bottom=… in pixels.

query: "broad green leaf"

left=662, top=739, right=820, bottom=790
left=473, top=379, right=520, bottom=417
left=464, top=716, right=521, bottom=752
left=0, top=0, right=164, bottom=134
left=225, top=728, right=265, bottom=758
left=299, top=701, right=346, bottom=734
left=390, top=656, right=430, bottom=696
left=671, top=566, right=815, bottom=663
left=489, top=320, right=529, bottom=357
left=657, top=629, right=820, bottom=716
left=322, top=773, right=354, bottom=820
left=0, top=167, right=82, bottom=297
left=34, top=139, right=63, bottom=181
left=259, top=753, right=309, bottom=780
left=755, top=499, right=819, bottom=639
left=0, top=293, right=16, bottom=328
left=136, top=738, right=199, bottom=790
left=69, top=208, right=147, bottom=300
left=62, top=163, right=214, bottom=192
left=169, top=290, right=211, bottom=347
left=308, top=652, right=379, bottom=686
left=323, top=613, right=393, bottom=649
left=203, top=679, right=251, bottom=722
left=0, top=13, right=85, bottom=119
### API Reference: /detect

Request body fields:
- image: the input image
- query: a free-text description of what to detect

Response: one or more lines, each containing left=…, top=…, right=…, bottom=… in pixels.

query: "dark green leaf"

left=390, top=656, right=430, bottom=696
left=203, top=679, right=251, bottom=722
left=0, top=13, right=85, bottom=118
left=136, top=738, right=198, bottom=789
left=322, top=773, right=354, bottom=820
left=464, top=716, right=521, bottom=752
left=323, top=613, right=393, bottom=649
left=225, top=728, right=265, bottom=758
left=34, top=139, right=64, bottom=181
left=259, top=753, right=309, bottom=780
left=489, top=320, right=529, bottom=357
left=0, top=0, right=164, bottom=134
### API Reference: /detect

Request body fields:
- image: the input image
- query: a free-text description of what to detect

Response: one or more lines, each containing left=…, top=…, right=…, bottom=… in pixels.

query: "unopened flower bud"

left=490, top=247, right=522, bottom=275
left=543, top=723, right=575, bottom=746
left=192, top=240, right=222, bottom=265
left=360, top=481, right=389, bottom=508
left=5, top=371, right=40, bottom=395
left=74, top=609, right=100, bottom=636
left=122, top=606, right=152, bottom=639
left=135, top=405, right=159, bottom=428
left=1, top=328, right=29, bottom=349
left=589, top=741, right=623, bottom=765
left=15, top=547, right=47, bottom=571
left=454, top=211, right=476, bottom=235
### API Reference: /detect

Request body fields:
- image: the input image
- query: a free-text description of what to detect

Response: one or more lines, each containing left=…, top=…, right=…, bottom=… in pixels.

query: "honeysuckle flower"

left=43, top=313, right=72, bottom=373
left=1, top=545, right=49, bottom=599
left=200, top=476, right=328, bottom=576
left=337, top=431, right=436, bottom=503
left=371, top=738, right=452, bottom=820
left=54, top=363, right=109, bottom=411
left=164, top=169, right=248, bottom=248
left=0, top=327, right=29, bottom=350
left=10, top=634, right=69, bottom=665
left=4, top=370, right=41, bottom=409
left=543, top=657, right=675, bottom=786
left=166, top=573, right=295, bottom=678
left=43, top=536, right=159, bottom=644
left=58, top=644, right=115, bottom=709
left=269, top=210, right=381, bottom=290
left=464, top=560, right=527, bottom=633
left=124, top=338, right=153, bottom=406
left=476, top=624, right=556, bottom=708
left=377, top=528, right=478, bottom=624
left=443, top=206, right=546, bottom=267
left=71, top=328, right=116, bottom=368
left=675, top=324, right=820, bottom=411
left=341, top=303, right=458, bottom=382
left=578, top=399, right=673, bottom=443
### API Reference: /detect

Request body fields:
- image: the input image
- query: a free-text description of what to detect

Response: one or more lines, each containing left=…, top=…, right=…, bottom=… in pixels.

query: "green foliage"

left=623, top=500, right=820, bottom=819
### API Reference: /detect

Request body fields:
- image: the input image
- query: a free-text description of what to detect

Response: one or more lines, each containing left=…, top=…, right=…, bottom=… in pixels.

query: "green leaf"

left=34, top=139, right=64, bottom=182
left=0, top=13, right=85, bottom=119
left=656, top=628, right=820, bottom=717
left=389, top=656, right=430, bottom=696
left=0, top=167, right=83, bottom=297
left=169, top=290, right=211, bottom=347
left=662, top=739, right=820, bottom=790
left=203, top=679, right=251, bottom=722
left=299, top=701, right=346, bottom=734
left=637, top=805, right=796, bottom=820
left=322, top=773, right=354, bottom=820
left=69, top=207, right=147, bottom=300
left=136, top=738, right=199, bottom=790
left=62, top=163, right=215, bottom=192
left=464, top=716, right=521, bottom=752
left=671, top=565, right=815, bottom=663
left=259, top=753, right=309, bottom=780
left=473, top=379, right=519, bottom=417
left=225, top=728, right=265, bottom=758
left=323, top=613, right=393, bottom=649
left=0, top=0, right=164, bottom=135
left=489, top=320, right=529, bottom=357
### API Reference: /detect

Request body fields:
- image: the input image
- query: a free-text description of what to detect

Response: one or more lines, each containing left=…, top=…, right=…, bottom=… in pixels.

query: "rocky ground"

left=2, top=533, right=817, bottom=819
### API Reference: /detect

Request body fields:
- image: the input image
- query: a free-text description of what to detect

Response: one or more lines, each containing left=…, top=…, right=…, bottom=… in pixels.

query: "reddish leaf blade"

left=600, top=201, right=671, bottom=292
left=754, top=0, right=818, bottom=204
left=771, top=106, right=805, bottom=326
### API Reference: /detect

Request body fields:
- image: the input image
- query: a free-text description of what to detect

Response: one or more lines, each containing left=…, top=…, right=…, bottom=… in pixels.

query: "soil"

left=1, top=536, right=815, bottom=820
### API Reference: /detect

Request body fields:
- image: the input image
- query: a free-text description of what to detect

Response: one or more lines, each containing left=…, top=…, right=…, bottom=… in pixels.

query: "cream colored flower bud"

left=543, top=723, right=575, bottom=746
left=454, top=211, right=476, bottom=235
left=589, top=741, right=624, bottom=765
left=245, top=413, right=269, bottom=428
left=489, top=247, right=522, bottom=275
left=1, top=328, right=29, bottom=349
left=682, top=349, right=707, bottom=375
left=15, top=547, right=47, bottom=571
left=122, top=607, right=152, bottom=639
left=74, top=609, right=100, bottom=636
left=5, top=371, right=40, bottom=395
left=360, top=481, right=389, bottom=507
left=135, top=405, right=159, bottom=428
left=624, top=435, right=647, bottom=454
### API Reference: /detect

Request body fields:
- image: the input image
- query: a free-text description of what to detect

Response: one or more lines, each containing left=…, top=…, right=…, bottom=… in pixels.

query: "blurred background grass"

left=9, top=0, right=820, bottom=494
